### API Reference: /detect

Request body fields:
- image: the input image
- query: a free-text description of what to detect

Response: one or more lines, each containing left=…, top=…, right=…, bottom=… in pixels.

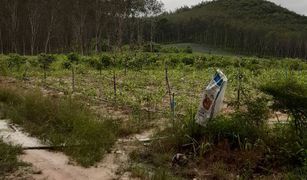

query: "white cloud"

left=162, top=0, right=205, bottom=11
left=162, top=0, right=307, bottom=15
left=269, top=0, right=307, bottom=15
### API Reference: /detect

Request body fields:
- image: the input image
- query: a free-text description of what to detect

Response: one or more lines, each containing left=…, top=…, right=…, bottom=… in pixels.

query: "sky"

left=162, top=0, right=307, bottom=16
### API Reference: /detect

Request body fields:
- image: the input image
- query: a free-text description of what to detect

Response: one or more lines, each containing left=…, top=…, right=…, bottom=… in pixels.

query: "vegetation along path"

left=0, top=76, right=154, bottom=180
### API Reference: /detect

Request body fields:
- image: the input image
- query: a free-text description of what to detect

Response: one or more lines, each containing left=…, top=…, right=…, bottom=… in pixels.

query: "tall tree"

left=28, top=0, right=41, bottom=55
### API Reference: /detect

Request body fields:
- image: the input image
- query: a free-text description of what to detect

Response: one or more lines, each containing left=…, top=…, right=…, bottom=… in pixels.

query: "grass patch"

left=0, top=86, right=118, bottom=167
left=0, top=139, right=26, bottom=178
left=128, top=163, right=183, bottom=180
left=118, top=108, right=155, bottom=137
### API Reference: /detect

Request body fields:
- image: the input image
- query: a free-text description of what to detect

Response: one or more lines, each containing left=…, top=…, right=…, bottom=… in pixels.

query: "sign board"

left=195, top=69, right=228, bottom=126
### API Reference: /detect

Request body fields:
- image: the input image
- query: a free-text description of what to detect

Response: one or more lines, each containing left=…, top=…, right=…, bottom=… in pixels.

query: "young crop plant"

left=38, top=53, right=56, bottom=83
left=66, top=53, right=80, bottom=93
left=7, top=54, right=26, bottom=71
left=94, top=54, right=112, bottom=75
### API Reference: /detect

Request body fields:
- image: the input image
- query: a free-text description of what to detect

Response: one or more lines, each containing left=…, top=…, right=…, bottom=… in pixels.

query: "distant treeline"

left=154, top=0, right=307, bottom=59
left=0, top=0, right=163, bottom=55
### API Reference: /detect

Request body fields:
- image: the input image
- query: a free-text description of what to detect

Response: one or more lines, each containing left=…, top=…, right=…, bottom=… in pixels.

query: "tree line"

left=1, top=0, right=307, bottom=59
left=0, top=0, right=163, bottom=55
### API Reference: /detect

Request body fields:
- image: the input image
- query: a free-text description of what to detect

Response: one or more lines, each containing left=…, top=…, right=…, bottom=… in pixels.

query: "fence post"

left=236, top=57, right=242, bottom=110
left=171, top=93, right=175, bottom=129
left=124, top=58, right=127, bottom=76
left=72, top=65, right=75, bottom=94
left=113, top=70, right=117, bottom=103
left=146, top=94, right=151, bottom=121
left=165, top=65, right=172, bottom=108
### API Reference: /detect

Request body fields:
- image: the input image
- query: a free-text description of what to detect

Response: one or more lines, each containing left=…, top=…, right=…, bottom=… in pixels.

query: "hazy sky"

left=162, top=0, right=307, bottom=16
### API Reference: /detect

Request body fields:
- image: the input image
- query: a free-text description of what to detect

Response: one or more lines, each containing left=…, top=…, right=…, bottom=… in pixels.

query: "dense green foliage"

left=156, top=0, right=307, bottom=58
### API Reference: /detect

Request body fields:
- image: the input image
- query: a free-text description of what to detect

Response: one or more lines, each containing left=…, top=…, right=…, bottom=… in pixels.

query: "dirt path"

left=1, top=119, right=152, bottom=180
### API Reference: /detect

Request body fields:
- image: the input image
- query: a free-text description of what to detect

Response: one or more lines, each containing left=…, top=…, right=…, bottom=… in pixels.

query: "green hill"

left=155, top=0, right=307, bottom=58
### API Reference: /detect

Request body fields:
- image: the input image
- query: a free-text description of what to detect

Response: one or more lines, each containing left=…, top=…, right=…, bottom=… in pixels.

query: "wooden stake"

left=171, top=93, right=175, bottom=129
left=237, top=58, right=242, bottom=110
left=113, top=70, right=117, bottom=102
left=165, top=66, right=172, bottom=108
left=72, top=65, right=75, bottom=93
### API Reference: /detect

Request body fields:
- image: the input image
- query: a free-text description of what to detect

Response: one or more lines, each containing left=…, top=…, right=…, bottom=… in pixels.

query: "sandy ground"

left=1, top=119, right=150, bottom=180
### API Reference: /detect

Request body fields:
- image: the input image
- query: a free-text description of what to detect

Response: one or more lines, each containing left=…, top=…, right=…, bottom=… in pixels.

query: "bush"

left=184, top=46, right=193, bottom=54
left=100, top=54, right=112, bottom=68
left=38, top=54, right=56, bottom=79
left=7, top=54, right=26, bottom=70
left=260, top=78, right=307, bottom=170
left=63, top=53, right=80, bottom=69
left=261, top=78, right=307, bottom=139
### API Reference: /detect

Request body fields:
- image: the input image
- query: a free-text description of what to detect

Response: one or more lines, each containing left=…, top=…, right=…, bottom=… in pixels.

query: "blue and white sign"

left=195, top=69, right=228, bottom=126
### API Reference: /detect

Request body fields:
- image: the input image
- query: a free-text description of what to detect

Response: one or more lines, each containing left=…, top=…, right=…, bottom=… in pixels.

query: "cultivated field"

left=0, top=52, right=306, bottom=179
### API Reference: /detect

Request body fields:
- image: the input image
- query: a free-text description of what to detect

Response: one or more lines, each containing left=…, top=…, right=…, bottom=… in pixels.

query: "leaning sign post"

left=195, top=69, right=228, bottom=126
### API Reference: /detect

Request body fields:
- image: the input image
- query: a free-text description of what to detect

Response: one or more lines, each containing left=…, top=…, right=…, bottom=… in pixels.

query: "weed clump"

left=0, top=139, right=26, bottom=177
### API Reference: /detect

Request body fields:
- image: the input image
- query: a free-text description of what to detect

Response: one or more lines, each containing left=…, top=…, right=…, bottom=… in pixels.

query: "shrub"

left=7, top=54, right=26, bottom=70
left=38, top=54, right=56, bottom=80
left=260, top=78, right=307, bottom=170
left=63, top=53, right=80, bottom=69
left=100, top=54, right=112, bottom=68
left=260, top=78, right=307, bottom=139
left=184, top=46, right=193, bottom=54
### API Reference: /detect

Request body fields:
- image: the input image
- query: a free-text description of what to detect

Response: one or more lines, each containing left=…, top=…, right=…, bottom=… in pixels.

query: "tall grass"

left=0, top=86, right=118, bottom=167
left=0, top=139, right=26, bottom=177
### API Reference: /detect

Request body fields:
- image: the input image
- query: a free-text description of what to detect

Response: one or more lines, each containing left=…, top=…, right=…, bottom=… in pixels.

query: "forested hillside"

left=156, top=0, right=307, bottom=58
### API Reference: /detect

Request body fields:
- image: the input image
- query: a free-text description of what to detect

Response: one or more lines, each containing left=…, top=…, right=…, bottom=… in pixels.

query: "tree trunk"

left=45, top=14, right=55, bottom=54
left=0, top=28, right=3, bottom=54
